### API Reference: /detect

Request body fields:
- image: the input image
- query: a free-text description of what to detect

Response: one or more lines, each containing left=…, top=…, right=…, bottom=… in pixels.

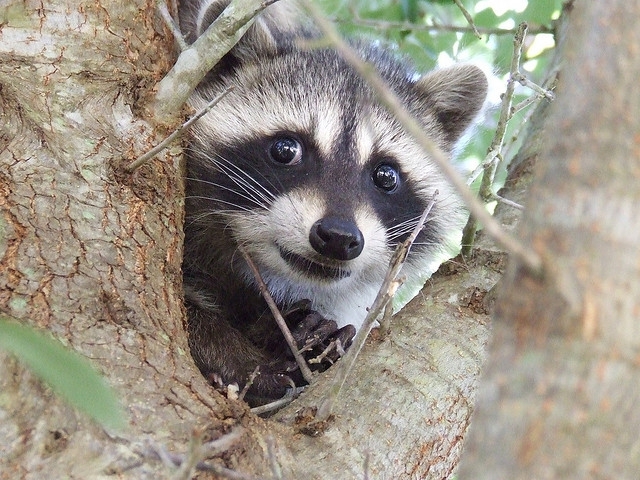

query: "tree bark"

left=0, top=2, right=272, bottom=477
left=0, top=1, right=508, bottom=478
left=459, top=1, right=640, bottom=478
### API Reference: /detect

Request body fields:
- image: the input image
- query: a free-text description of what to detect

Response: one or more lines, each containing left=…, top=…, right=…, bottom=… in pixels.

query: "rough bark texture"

left=459, top=1, right=640, bottom=478
left=1, top=1, right=500, bottom=478
left=0, top=2, right=272, bottom=478
left=274, top=252, right=499, bottom=479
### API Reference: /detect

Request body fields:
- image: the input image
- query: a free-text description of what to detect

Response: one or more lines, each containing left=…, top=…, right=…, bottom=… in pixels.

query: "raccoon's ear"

left=414, top=64, right=489, bottom=146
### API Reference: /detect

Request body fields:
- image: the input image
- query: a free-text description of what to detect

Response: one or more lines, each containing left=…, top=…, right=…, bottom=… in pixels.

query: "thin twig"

left=492, top=193, right=524, bottom=210
left=512, top=71, right=556, bottom=101
left=482, top=23, right=528, bottom=198
left=307, top=337, right=346, bottom=365
left=315, top=194, right=438, bottom=422
left=172, top=429, right=205, bottom=480
left=157, top=0, right=188, bottom=51
left=147, top=428, right=256, bottom=478
left=510, top=92, right=545, bottom=116
left=154, top=0, right=278, bottom=120
left=238, top=246, right=315, bottom=384
left=461, top=22, right=528, bottom=256
left=377, top=300, right=395, bottom=339
left=452, top=0, right=481, bottom=39
left=250, top=395, right=297, bottom=416
left=126, top=87, right=234, bottom=172
left=238, top=366, right=260, bottom=401
left=337, top=13, right=554, bottom=36
left=301, top=1, right=543, bottom=275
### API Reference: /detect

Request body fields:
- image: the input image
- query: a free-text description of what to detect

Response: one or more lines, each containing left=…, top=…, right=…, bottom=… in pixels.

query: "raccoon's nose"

left=309, top=217, right=364, bottom=261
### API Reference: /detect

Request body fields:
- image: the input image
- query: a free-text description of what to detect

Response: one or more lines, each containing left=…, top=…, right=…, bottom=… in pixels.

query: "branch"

left=512, top=71, right=556, bottom=101
left=461, top=24, right=527, bottom=254
left=157, top=0, right=187, bottom=51
left=126, top=87, right=234, bottom=172
left=452, top=0, right=482, bottom=39
left=238, top=246, right=315, bottom=384
left=153, top=0, right=273, bottom=121
left=336, top=16, right=553, bottom=36
left=145, top=428, right=264, bottom=479
left=301, top=1, right=543, bottom=275
left=315, top=194, right=438, bottom=422
left=462, top=23, right=556, bottom=254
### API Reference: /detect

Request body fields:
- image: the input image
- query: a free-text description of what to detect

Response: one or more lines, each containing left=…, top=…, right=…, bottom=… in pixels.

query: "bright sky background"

left=475, top=0, right=528, bottom=16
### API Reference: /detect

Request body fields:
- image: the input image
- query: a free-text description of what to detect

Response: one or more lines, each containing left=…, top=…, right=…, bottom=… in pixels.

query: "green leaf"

left=401, top=0, right=419, bottom=22
left=473, top=6, right=502, bottom=28
left=0, top=317, right=126, bottom=431
left=520, top=0, right=562, bottom=25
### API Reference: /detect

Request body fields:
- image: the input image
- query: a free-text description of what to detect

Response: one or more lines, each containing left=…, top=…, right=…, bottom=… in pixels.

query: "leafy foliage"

left=319, top=0, right=562, bottom=172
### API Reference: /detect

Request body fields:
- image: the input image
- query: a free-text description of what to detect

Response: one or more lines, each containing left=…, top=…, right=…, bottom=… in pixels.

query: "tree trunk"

left=459, top=0, right=640, bottom=478
left=0, top=2, right=499, bottom=477
left=0, top=1, right=273, bottom=477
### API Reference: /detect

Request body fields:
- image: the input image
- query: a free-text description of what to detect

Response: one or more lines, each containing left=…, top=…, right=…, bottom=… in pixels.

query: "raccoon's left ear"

left=413, top=64, right=489, bottom=146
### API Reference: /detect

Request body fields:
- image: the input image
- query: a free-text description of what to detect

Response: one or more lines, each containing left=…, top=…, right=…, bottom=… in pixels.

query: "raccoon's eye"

left=269, top=136, right=303, bottom=165
left=372, top=163, right=400, bottom=193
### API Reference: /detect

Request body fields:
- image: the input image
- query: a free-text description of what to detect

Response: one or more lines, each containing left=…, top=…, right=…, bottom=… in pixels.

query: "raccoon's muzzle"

left=309, top=216, right=364, bottom=261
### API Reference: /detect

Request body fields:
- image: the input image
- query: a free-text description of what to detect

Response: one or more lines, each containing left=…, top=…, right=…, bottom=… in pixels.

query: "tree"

left=459, top=1, right=640, bottom=478
left=0, top=1, right=495, bottom=477
left=4, top=0, right=632, bottom=479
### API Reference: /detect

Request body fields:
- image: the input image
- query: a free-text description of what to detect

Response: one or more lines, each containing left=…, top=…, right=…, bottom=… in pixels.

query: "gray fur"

left=180, top=0, right=488, bottom=404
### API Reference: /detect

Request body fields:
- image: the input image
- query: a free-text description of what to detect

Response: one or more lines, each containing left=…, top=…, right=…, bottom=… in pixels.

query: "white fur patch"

left=354, top=119, right=375, bottom=166
left=227, top=189, right=392, bottom=330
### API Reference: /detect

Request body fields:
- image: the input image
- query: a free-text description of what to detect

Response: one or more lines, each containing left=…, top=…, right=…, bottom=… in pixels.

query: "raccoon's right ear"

left=413, top=64, right=489, bottom=147
left=180, top=0, right=304, bottom=58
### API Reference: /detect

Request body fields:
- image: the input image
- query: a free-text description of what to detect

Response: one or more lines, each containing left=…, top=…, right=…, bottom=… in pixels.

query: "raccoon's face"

left=185, top=46, right=487, bottom=325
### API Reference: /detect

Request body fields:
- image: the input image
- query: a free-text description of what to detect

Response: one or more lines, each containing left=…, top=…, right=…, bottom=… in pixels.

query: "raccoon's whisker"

left=208, top=161, right=274, bottom=208
left=186, top=177, right=271, bottom=210
left=387, top=217, right=421, bottom=234
left=387, top=216, right=426, bottom=236
left=187, top=151, right=275, bottom=208
left=208, top=154, right=278, bottom=203
left=409, top=241, right=443, bottom=247
left=185, top=195, right=259, bottom=213
left=186, top=208, right=263, bottom=231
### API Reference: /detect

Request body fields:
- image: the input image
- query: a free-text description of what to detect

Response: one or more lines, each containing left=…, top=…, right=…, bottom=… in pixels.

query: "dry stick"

left=150, top=428, right=257, bottom=479
left=512, top=71, right=556, bottom=101
left=491, top=193, right=524, bottom=211
left=302, top=1, right=543, bottom=275
left=157, top=0, right=188, bottom=51
left=461, top=22, right=528, bottom=256
left=126, top=87, right=234, bottom=172
left=465, top=32, right=557, bottom=187
left=154, top=0, right=277, bottom=120
left=315, top=194, right=438, bottom=422
left=238, top=366, right=261, bottom=401
left=172, top=429, right=206, bottom=480
left=377, top=300, right=394, bottom=339
left=510, top=92, right=544, bottom=117
left=452, top=0, right=482, bottom=39
left=266, top=436, right=284, bottom=480
left=238, top=246, right=315, bottom=384
left=250, top=395, right=296, bottom=416
left=341, top=16, right=553, bottom=36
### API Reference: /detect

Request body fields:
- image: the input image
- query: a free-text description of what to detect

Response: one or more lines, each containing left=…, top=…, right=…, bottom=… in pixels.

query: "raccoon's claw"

left=291, top=311, right=339, bottom=352
left=327, top=324, right=356, bottom=359
left=283, top=303, right=356, bottom=366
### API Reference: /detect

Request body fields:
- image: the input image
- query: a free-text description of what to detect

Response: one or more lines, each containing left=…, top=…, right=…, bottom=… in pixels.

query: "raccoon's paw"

left=245, top=363, right=298, bottom=404
left=283, top=302, right=356, bottom=367
left=205, top=363, right=297, bottom=406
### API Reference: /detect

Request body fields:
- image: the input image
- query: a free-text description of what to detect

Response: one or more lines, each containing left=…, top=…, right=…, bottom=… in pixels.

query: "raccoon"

left=180, top=0, right=488, bottom=404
